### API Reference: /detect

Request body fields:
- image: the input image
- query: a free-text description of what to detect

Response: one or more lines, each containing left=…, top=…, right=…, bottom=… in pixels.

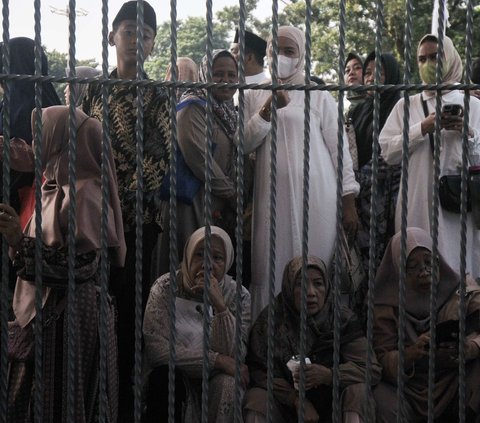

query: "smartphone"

left=442, top=104, right=463, bottom=116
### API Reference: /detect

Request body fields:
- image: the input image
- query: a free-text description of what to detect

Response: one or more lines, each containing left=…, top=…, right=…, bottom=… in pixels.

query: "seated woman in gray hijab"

left=244, top=256, right=380, bottom=423
left=143, top=226, right=251, bottom=423
left=373, top=227, right=480, bottom=422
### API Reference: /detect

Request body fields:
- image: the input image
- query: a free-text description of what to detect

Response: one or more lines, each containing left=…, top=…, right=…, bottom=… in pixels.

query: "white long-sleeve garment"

left=242, top=88, right=359, bottom=321
left=379, top=90, right=480, bottom=279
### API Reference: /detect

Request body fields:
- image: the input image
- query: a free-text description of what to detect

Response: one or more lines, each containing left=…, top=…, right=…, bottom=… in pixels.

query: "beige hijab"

left=13, top=105, right=126, bottom=327
left=267, top=26, right=306, bottom=85
left=179, top=226, right=234, bottom=291
left=418, top=34, right=463, bottom=87
left=165, top=57, right=198, bottom=82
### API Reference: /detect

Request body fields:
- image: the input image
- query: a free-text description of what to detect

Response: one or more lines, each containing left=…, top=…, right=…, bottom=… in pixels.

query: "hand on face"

left=188, top=236, right=227, bottom=313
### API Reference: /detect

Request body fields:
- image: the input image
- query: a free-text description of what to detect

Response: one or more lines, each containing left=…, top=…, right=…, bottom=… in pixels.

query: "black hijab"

left=0, top=37, right=61, bottom=212
left=352, top=51, right=401, bottom=169
left=0, top=37, right=61, bottom=143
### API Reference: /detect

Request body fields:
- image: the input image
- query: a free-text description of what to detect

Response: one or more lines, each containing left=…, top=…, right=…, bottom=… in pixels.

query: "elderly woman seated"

left=243, top=256, right=381, bottom=423
left=373, top=227, right=480, bottom=422
left=143, top=226, right=251, bottom=423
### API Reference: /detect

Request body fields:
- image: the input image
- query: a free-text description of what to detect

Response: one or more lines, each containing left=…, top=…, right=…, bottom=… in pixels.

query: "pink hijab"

left=13, top=105, right=126, bottom=327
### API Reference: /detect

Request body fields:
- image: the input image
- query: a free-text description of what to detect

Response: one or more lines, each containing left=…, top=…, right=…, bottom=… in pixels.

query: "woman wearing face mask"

left=243, top=26, right=359, bottom=321
left=379, top=35, right=480, bottom=280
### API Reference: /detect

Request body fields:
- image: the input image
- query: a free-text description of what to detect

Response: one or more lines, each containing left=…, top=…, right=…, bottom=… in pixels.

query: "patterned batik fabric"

left=82, top=69, right=171, bottom=231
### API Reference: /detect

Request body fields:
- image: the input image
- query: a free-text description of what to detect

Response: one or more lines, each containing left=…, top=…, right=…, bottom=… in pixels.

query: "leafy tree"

left=145, top=16, right=230, bottom=80
left=45, top=48, right=98, bottom=103
left=279, top=0, right=479, bottom=82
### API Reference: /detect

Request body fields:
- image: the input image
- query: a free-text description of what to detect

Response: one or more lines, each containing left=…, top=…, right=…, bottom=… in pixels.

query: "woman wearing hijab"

left=373, top=227, right=480, bottom=422
left=0, top=37, right=61, bottom=214
left=64, top=66, right=102, bottom=106
left=164, top=56, right=199, bottom=101
left=0, top=105, right=125, bottom=423
left=349, top=52, right=402, bottom=276
left=379, top=35, right=480, bottom=280
left=159, top=49, right=242, bottom=274
left=143, top=226, right=251, bottom=423
left=243, top=26, right=359, bottom=320
left=244, top=256, right=380, bottom=423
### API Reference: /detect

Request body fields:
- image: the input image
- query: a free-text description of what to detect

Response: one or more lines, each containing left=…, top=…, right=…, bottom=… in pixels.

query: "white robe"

left=379, top=90, right=480, bottom=279
left=234, top=70, right=270, bottom=106
left=243, top=89, right=359, bottom=321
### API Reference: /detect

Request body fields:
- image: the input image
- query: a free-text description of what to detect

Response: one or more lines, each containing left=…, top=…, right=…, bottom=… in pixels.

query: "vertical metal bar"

left=334, top=0, right=347, bottom=420
left=267, top=1, right=279, bottom=422
left=201, top=1, right=214, bottom=422
left=0, top=1, right=9, bottom=421
left=66, top=2, right=78, bottom=422
left=298, top=2, right=313, bottom=423
left=32, top=2, right=45, bottom=422
left=98, top=1, right=111, bottom=421
left=427, top=5, right=447, bottom=422
left=234, top=1, right=246, bottom=422
left=134, top=1, right=146, bottom=421
left=167, top=0, right=179, bottom=422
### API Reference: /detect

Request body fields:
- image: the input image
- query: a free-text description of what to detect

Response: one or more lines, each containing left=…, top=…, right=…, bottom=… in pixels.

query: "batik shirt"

left=82, top=69, right=170, bottom=231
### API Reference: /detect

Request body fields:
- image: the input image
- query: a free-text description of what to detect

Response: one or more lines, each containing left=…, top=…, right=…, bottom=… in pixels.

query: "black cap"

left=112, top=1, right=157, bottom=34
left=233, top=28, right=267, bottom=58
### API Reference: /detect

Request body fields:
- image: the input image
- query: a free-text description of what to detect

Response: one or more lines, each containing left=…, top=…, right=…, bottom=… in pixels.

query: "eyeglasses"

left=406, top=261, right=433, bottom=276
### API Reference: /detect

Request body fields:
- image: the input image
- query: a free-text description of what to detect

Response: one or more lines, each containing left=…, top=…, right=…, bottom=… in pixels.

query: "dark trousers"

left=143, top=365, right=186, bottom=423
left=110, top=223, right=159, bottom=420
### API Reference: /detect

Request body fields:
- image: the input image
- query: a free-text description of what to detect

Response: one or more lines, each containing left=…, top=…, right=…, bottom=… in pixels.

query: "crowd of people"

left=0, top=0, right=480, bottom=422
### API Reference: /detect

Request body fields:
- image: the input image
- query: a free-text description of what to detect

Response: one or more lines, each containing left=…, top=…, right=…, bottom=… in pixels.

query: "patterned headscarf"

left=248, top=256, right=362, bottom=376
left=179, top=49, right=238, bottom=140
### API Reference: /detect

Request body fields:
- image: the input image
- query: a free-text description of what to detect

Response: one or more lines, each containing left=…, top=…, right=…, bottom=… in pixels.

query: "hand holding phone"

left=441, top=103, right=464, bottom=132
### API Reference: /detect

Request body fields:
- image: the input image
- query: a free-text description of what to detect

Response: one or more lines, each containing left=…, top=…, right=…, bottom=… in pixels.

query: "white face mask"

left=269, top=54, right=299, bottom=79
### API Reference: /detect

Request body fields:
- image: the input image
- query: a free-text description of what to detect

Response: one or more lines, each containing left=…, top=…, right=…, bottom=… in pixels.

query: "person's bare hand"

left=405, top=332, right=430, bottom=366
left=421, top=113, right=436, bottom=136
left=191, top=270, right=226, bottom=313
left=0, top=203, right=22, bottom=248
left=293, top=363, right=332, bottom=390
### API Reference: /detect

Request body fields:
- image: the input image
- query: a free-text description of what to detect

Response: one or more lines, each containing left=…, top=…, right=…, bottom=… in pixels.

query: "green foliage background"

left=142, top=0, right=480, bottom=83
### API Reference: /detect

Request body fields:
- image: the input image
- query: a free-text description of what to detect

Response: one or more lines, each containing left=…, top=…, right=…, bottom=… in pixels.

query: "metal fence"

left=0, top=0, right=479, bottom=422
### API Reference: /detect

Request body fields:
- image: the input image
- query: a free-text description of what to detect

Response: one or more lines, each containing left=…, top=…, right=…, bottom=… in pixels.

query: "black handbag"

left=439, top=174, right=471, bottom=214
left=421, top=97, right=471, bottom=214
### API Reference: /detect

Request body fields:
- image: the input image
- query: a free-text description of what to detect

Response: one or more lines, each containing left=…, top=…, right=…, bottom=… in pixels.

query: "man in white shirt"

left=231, top=28, right=269, bottom=106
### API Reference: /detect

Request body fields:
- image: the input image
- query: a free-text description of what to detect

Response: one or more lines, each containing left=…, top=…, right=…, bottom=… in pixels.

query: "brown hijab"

left=248, top=256, right=363, bottom=377
left=374, top=227, right=459, bottom=320
left=13, top=105, right=126, bottom=327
